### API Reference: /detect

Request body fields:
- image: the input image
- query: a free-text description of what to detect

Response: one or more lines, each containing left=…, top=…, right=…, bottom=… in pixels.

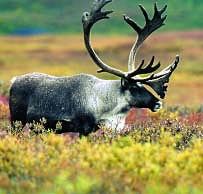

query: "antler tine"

left=85, top=0, right=114, bottom=27
left=91, top=0, right=112, bottom=13
left=139, top=5, right=150, bottom=24
left=124, top=3, right=167, bottom=72
left=127, top=56, right=161, bottom=78
left=153, top=3, right=168, bottom=20
left=123, top=15, right=141, bottom=34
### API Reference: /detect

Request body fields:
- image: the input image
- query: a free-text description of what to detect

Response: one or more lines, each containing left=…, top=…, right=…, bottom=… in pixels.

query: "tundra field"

left=0, top=31, right=203, bottom=193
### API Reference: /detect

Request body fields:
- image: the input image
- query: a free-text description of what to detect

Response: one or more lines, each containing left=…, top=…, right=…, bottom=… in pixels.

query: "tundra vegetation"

left=0, top=1, right=203, bottom=194
left=0, top=103, right=202, bottom=193
left=0, top=36, right=202, bottom=193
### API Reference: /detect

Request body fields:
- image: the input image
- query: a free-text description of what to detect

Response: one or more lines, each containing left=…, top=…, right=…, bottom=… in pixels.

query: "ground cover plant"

left=0, top=105, right=202, bottom=194
left=0, top=30, right=202, bottom=193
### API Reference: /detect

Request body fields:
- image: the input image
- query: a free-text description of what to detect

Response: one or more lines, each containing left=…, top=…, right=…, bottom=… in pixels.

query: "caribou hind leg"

left=9, top=98, right=27, bottom=130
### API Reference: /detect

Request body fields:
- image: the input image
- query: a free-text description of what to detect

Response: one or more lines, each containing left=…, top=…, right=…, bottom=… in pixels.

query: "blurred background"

left=0, top=0, right=202, bottom=106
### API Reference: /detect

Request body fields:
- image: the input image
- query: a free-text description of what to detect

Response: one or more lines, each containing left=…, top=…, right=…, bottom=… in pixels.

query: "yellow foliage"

left=0, top=130, right=201, bottom=193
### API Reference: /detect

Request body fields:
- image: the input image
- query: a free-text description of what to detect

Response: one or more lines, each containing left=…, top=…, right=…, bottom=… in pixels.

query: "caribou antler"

left=82, top=0, right=127, bottom=79
left=124, top=3, right=167, bottom=72
left=131, top=55, right=179, bottom=98
left=126, top=56, right=161, bottom=78
left=82, top=0, right=179, bottom=98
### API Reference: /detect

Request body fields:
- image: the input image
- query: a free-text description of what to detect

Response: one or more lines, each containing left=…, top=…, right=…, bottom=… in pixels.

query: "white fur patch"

left=103, top=114, right=126, bottom=132
left=153, top=101, right=162, bottom=112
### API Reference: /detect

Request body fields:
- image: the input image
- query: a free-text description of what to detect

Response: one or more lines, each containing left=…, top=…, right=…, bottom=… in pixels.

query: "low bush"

left=0, top=105, right=202, bottom=193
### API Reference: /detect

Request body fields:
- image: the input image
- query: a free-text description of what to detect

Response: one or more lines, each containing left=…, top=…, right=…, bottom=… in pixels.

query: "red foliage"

left=0, top=96, right=10, bottom=121
left=0, top=96, right=8, bottom=105
left=179, top=112, right=203, bottom=125
left=62, top=132, right=80, bottom=140
left=125, top=108, right=149, bottom=124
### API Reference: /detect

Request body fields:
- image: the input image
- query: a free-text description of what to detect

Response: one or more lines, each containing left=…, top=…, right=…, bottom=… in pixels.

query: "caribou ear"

left=121, top=78, right=129, bottom=89
left=144, top=56, right=179, bottom=99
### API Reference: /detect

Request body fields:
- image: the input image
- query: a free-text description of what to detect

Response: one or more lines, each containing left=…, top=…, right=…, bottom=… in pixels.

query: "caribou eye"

left=136, top=82, right=143, bottom=88
left=121, top=79, right=129, bottom=89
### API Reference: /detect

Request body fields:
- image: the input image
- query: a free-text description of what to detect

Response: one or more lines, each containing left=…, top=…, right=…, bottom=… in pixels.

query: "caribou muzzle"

left=152, top=101, right=162, bottom=112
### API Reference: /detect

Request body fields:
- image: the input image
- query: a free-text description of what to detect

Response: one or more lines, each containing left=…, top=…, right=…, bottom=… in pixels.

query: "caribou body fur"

left=9, top=73, right=161, bottom=135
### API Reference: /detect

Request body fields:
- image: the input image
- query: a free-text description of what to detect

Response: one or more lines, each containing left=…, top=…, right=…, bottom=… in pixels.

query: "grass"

left=0, top=0, right=202, bottom=34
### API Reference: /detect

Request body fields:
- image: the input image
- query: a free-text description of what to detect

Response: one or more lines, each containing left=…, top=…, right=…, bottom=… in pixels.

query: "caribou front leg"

left=100, top=114, right=126, bottom=132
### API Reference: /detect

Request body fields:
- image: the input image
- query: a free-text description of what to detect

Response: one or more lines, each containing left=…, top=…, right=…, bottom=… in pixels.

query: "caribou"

left=9, top=0, right=179, bottom=136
